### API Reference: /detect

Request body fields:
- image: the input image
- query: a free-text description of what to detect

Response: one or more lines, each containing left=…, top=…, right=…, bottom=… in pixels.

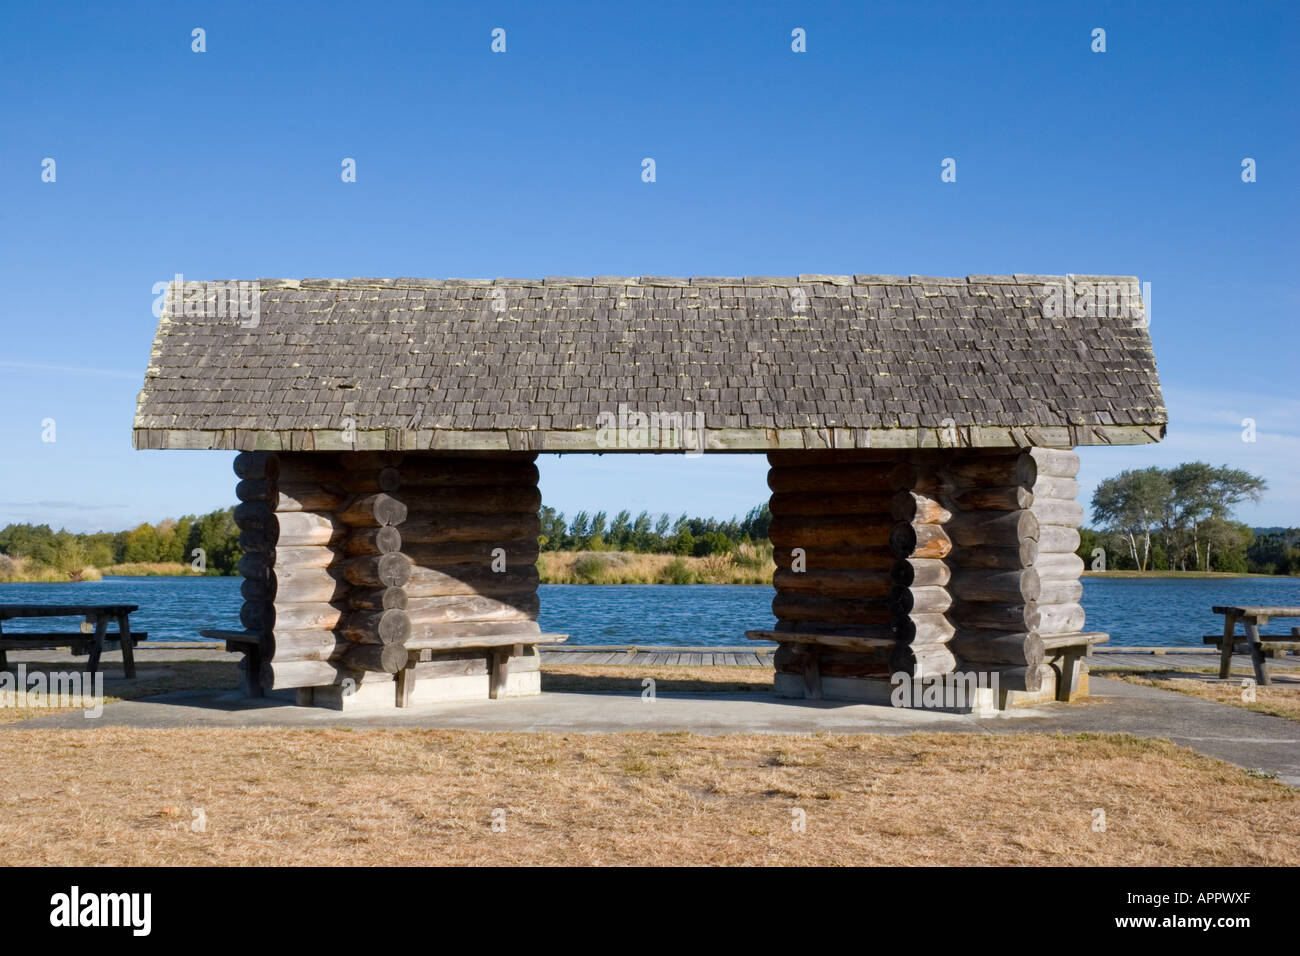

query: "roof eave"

left=131, top=423, right=1168, bottom=453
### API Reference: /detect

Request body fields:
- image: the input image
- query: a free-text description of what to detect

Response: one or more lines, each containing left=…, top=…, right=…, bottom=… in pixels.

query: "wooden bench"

left=199, top=629, right=264, bottom=698
left=1208, top=606, right=1300, bottom=685
left=399, top=632, right=569, bottom=706
left=203, top=628, right=568, bottom=705
left=744, top=630, right=892, bottom=700
left=0, top=604, right=144, bottom=678
left=745, top=629, right=1106, bottom=702
left=1040, top=632, right=1108, bottom=701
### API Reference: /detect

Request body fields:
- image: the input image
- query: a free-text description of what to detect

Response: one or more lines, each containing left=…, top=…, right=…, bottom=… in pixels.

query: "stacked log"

left=1026, top=449, right=1087, bottom=639
left=940, top=451, right=1046, bottom=693
left=231, top=451, right=278, bottom=694
left=335, top=453, right=411, bottom=680
left=888, top=455, right=956, bottom=678
left=766, top=451, right=899, bottom=681
left=237, top=452, right=363, bottom=690
left=224, top=451, right=550, bottom=703
left=395, top=453, right=543, bottom=695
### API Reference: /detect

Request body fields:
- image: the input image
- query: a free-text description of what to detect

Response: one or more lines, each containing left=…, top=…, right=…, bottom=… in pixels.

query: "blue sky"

left=1, top=0, right=1296, bottom=533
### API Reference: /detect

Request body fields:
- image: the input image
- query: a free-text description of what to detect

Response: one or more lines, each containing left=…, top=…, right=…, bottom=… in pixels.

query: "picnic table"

left=0, top=604, right=145, bottom=678
left=1207, top=606, right=1300, bottom=686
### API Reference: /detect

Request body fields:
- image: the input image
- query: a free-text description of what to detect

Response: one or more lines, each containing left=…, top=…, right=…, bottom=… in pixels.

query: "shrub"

left=733, top=541, right=773, bottom=570
left=571, top=554, right=608, bottom=582
left=692, top=531, right=734, bottom=557
left=659, top=557, right=695, bottom=584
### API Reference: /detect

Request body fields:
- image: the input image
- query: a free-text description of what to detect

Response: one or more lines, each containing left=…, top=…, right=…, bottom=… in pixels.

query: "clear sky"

left=1, top=0, right=1296, bottom=534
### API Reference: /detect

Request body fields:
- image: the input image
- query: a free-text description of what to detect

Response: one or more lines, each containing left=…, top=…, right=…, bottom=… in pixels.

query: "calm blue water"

left=1, top=575, right=1298, bottom=647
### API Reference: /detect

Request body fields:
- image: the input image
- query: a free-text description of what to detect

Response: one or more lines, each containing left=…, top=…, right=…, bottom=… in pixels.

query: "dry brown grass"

left=538, top=550, right=773, bottom=584
left=98, top=562, right=191, bottom=577
left=0, top=555, right=102, bottom=583
left=542, top=664, right=772, bottom=694
left=1115, top=672, right=1300, bottom=722
left=0, top=728, right=1295, bottom=866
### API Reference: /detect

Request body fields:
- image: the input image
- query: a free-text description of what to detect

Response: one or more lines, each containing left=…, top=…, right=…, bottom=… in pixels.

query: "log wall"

left=767, top=451, right=898, bottom=683
left=762, top=446, right=1092, bottom=703
left=228, top=450, right=544, bottom=702
left=888, top=457, right=955, bottom=678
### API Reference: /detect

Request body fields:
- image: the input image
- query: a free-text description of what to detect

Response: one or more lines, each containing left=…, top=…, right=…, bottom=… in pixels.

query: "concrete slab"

left=5, top=676, right=1297, bottom=785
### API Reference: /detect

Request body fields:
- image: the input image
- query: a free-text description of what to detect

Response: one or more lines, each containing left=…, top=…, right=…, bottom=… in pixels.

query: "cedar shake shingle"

left=133, top=275, right=1166, bottom=451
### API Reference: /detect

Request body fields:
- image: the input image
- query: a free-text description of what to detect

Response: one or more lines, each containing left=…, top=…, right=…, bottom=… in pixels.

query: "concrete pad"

left=410, top=673, right=490, bottom=704
left=4, top=661, right=1298, bottom=786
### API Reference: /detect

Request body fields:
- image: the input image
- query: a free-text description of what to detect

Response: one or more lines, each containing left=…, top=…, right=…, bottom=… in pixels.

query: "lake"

left=2, top=575, right=1298, bottom=647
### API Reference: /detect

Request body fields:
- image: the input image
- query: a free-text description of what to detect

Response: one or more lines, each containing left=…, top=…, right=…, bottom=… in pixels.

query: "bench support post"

left=1218, top=612, right=1237, bottom=679
left=85, top=616, right=108, bottom=675
left=116, top=612, right=136, bottom=679
left=396, top=665, right=415, bottom=708
left=802, top=648, right=823, bottom=700
left=1245, top=619, right=1270, bottom=686
left=1055, top=649, right=1085, bottom=701
left=490, top=649, right=510, bottom=700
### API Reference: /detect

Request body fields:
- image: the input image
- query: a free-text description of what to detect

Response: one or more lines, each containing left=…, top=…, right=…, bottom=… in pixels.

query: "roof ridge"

left=231, top=274, right=1138, bottom=291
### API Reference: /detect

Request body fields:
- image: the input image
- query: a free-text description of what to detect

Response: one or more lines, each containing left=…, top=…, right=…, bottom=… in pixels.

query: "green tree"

left=1091, top=467, right=1169, bottom=570
left=669, top=528, right=695, bottom=556
left=123, top=523, right=163, bottom=563
left=630, top=512, right=653, bottom=551
left=187, top=508, right=240, bottom=575
left=1168, top=464, right=1265, bottom=571
left=692, top=530, right=734, bottom=557
left=609, top=510, right=632, bottom=549
left=538, top=506, right=568, bottom=551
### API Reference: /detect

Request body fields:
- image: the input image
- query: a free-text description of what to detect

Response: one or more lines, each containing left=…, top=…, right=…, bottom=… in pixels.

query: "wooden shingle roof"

left=132, top=274, right=1166, bottom=452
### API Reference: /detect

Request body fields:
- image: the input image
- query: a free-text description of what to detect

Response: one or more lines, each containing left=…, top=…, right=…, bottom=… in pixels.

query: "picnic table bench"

left=0, top=604, right=146, bottom=678
left=1206, top=605, right=1300, bottom=685
left=743, top=629, right=1108, bottom=703
left=200, top=628, right=568, bottom=706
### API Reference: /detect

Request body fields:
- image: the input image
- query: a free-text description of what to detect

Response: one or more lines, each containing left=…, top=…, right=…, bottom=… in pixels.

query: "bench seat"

left=1040, top=632, right=1107, bottom=652
left=1202, top=634, right=1299, bottom=651
left=0, top=632, right=147, bottom=650
left=0, top=632, right=148, bottom=678
left=743, top=630, right=893, bottom=653
left=403, top=632, right=568, bottom=652
left=202, top=627, right=568, bottom=704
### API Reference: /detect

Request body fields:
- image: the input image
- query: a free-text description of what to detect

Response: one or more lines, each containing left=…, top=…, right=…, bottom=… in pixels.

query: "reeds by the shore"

left=538, top=544, right=775, bottom=584
left=0, top=555, right=103, bottom=583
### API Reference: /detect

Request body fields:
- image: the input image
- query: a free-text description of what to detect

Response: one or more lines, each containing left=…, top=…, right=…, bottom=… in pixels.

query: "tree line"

left=1085, top=462, right=1291, bottom=573
left=1, top=462, right=1294, bottom=578
left=539, top=505, right=771, bottom=556
left=0, top=509, right=240, bottom=576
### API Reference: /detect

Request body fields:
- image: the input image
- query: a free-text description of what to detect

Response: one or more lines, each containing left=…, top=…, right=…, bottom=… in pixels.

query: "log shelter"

left=134, top=274, right=1165, bottom=710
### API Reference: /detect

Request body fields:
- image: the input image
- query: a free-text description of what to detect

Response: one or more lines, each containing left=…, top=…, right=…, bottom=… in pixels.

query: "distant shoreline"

left=1081, top=570, right=1283, bottom=579
left=2, top=561, right=1295, bottom=586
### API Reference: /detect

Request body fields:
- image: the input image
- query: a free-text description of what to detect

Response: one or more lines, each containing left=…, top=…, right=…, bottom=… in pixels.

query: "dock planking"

left=536, top=645, right=1290, bottom=673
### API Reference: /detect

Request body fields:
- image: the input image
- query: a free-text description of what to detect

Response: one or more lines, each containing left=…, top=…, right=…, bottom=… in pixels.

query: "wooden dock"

left=538, top=644, right=1298, bottom=672
left=543, top=646, right=775, bottom=667
left=4, top=642, right=1293, bottom=676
